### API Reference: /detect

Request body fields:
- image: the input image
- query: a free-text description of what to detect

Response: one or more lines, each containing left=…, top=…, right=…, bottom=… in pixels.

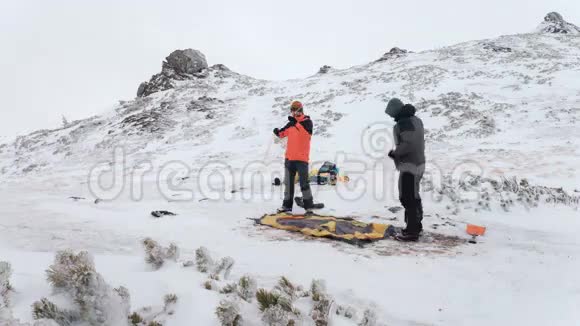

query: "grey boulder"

left=162, top=49, right=208, bottom=76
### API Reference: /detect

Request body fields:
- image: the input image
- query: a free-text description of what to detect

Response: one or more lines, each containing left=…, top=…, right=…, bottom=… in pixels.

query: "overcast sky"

left=1, top=0, right=578, bottom=138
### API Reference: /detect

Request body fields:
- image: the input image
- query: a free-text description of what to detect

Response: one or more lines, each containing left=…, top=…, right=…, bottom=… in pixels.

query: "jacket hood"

left=385, top=98, right=404, bottom=118
left=394, top=104, right=416, bottom=121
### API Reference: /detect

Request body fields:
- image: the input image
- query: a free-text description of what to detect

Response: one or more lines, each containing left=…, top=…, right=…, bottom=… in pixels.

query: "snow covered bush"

left=257, top=289, right=295, bottom=311
left=0, top=263, right=61, bottom=326
left=358, top=309, right=378, bottom=326
left=310, top=296, right=332, bottom=326
left=204, top=279, right=218, bottom=291
left=236, top=275, right=257, bottom=302
left=115, top=286, right=131, bottom=317
left=310, top=279, right=326, bottom=302
left=181, top=260, right=194, bottom=267
left=129, top=312, right=144, bottom=325
left=256, top=288, right=299, bottom=325
left=129, top=293, right=179, bottom=325
left=163, top=293, right=178, bottom=314
left=424, top=174, right=580, bottom=214
left=2, top=319, right=60, bottom=326
left=274, top=277, right=298, bottom=301
left=194, top=247, right=235, bottom=280
left=261, top=304, right=292, bottom=326
left=32, top=298, right=79, bottom=325
left=219, top=283, right=237, bottom=294
left=1, top=261, right=12, bottom=308
left=30, top=320, right=61, bottom=326
left=195, top=247, right=214, bottom=273
left=142, top=238, right=179, bottom=269
left=336, top=305, right=356, bottom=319
left=215, top=299, right=242, bottom=326
left=212, top=257, right=235, bottom=280
left=0, top=261, right=18, bottom=325
left=35, top=250, right=130, bottom=326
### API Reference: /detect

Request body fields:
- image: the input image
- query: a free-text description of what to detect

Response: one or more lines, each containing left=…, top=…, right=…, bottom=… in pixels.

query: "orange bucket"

left=466, top=224, right=486, bottom=236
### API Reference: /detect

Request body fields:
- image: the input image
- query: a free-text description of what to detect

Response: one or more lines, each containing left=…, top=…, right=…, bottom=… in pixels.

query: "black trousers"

left=399, top=171, right=424, bottom=234
left=283, top=160, right=313, bottom=209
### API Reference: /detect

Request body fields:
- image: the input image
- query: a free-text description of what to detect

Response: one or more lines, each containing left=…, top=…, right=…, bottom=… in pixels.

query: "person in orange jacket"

left=273, top=101, right=314, bottom=213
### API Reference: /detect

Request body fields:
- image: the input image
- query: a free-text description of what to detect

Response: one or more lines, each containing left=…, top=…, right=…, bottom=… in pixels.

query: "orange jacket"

left=277, top=115, right=313, bottom=162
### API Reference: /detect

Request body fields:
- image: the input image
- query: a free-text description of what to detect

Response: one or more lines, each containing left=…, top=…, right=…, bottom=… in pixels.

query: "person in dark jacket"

left=273, top=101, right=314, bottom=213
left=385, top=98, right=426, bottom=241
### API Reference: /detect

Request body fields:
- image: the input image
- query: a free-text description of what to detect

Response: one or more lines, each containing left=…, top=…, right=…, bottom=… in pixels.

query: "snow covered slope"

left=0, top=12, right=579, bottom=326
left=1, top=14, right=579, bottom=190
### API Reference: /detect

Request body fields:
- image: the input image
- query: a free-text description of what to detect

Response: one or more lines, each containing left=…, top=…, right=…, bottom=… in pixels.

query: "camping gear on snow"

left=256, top=213, right=396, bottom=244
left=466, top=224, right=486, bottom=236
left=294, top=196, right=324, bottom=209
left=306, top=161, right=345, bottom=185
left=291, top=161, right=348, bottom=185
left=151, top=210, right=177, bottom=218
left=466, top=224, right=486, bottom=244
left=316, top=161, right=338, bottom=185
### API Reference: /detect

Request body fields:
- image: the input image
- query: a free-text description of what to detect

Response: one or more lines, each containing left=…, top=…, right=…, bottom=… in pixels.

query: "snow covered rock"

left=481, top=42, right=512, bottom=53
left=318, top=65, right=333, bottom=74
left=137, top=48, right=209, bottom=97
left=376, top=47, right=409, bottom=61
left=536, top=12, right=580, bottom=34
left=136, top=74, right=173, bottom=97
left=211, top=64, right=230, bottom=71
left=163, top=49, right=208, bottom=76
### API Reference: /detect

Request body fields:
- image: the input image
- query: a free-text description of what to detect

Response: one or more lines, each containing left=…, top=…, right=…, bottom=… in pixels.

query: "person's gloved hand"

left=273, top=128, right=280, bottom=136
left=388, top=150, right=395, bottom=159
left=288, top=116, right=297, bottom=124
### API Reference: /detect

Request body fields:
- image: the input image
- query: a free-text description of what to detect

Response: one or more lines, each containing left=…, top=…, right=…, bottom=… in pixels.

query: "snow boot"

left=401, top=227, right=423, bottom=236
left=395, top=232, right=420, bottom=242
left=277, top=206, right=292, bottom=213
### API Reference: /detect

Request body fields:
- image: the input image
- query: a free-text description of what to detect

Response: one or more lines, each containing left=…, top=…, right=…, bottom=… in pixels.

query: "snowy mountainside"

left=1, top=19, right=579, bottom=189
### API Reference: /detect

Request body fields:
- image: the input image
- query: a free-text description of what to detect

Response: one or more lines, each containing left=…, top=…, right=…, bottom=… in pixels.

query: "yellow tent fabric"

left=257, top=213, right=395, bottom=244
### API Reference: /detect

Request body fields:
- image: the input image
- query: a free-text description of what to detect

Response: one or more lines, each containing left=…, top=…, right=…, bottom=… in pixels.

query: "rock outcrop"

left=137, top=49, right=209, bottom=97
left=536, top=12, right=580, bottom=34
left=318, top=65, right=333, bottom=74
left=376, top=47, right=409, bottom=62
left=482, top=43, right=512, bottom=53
left=163, top=49, right=207, bottom=75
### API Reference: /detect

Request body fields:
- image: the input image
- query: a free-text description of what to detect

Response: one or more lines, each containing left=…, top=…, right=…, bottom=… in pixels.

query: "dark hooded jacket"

left=389, top=104, right=425, bottom=171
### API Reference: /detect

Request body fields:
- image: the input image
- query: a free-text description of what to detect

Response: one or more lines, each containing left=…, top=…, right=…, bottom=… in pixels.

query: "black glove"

left=273, top=128, right=280, bottom=136
left=388, top=150, right=395, bottom=159
left=288, top=116, right=297, bottom=124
